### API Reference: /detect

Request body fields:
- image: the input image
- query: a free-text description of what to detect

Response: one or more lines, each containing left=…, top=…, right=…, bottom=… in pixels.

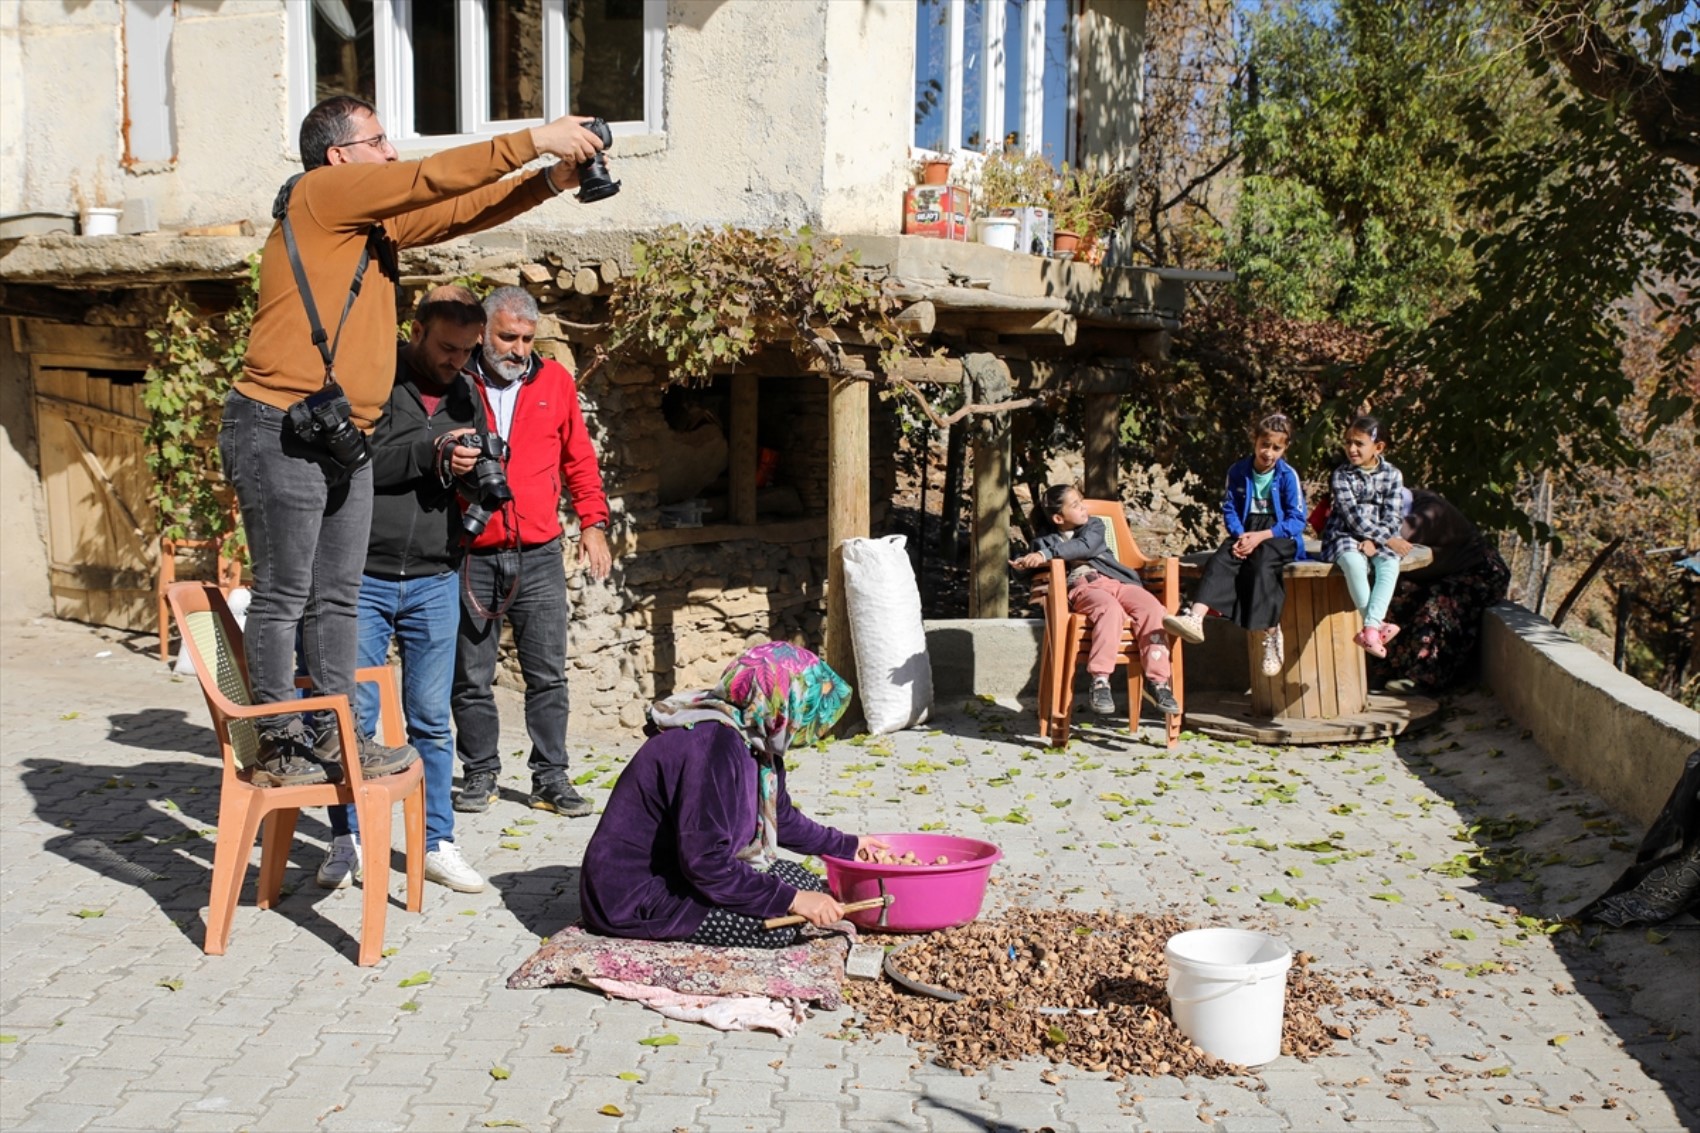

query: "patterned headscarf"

left=648, top=642, right=851, bottom=863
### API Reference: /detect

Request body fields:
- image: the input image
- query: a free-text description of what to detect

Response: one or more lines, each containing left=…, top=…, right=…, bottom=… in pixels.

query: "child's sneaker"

left=1353, top=626, right=1386, bottom=658
left=1260, top=625, right=1285, bottom=677
left=1087, top=679, right=1116, bottom=716
left=1378, top=623, right=1400, bottom=646
left=1162, top=612, right=1206, bottom=644
left=1141, top=679, right=1181, bottom=717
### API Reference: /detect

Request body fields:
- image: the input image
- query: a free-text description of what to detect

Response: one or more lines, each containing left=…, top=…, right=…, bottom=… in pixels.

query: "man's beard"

left=482, top=347, right=528, bottom=384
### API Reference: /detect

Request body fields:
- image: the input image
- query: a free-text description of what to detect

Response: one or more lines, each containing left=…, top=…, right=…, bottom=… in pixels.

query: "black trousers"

left=685, top=860, right=829, bottom=949
left=1189, top=536, right=1297, bottom=631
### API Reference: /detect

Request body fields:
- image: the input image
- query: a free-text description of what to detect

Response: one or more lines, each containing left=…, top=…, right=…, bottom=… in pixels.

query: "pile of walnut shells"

left=848, top=908, right=1349, bottom=1079
left=856, top=847, right=951, bottom=866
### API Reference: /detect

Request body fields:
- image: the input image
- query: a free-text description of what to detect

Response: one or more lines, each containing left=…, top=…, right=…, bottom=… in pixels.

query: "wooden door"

left=33, top=368, right=157, bottom=631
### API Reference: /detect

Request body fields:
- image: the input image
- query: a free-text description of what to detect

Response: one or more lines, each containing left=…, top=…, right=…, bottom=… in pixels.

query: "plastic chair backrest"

left=1082, top=500, right=1150, bottom=572
left=175, top=588, right=260, bottom=770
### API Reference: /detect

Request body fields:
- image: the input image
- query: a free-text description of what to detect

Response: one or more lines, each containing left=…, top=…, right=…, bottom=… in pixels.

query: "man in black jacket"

left=318, top=286, right=490, bottom=893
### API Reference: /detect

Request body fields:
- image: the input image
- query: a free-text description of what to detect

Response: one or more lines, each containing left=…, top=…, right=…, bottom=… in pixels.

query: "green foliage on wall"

left=141, top=256, right=257, bottom=551
left=605, top=225, right=909, bottom=384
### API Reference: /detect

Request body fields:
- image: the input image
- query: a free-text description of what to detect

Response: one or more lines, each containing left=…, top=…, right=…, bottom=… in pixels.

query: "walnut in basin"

left=822, top=833, right=1002, bottom=933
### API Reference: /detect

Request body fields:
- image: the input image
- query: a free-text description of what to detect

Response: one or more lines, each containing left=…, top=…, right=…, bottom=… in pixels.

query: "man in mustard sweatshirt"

left=222, top=95, right=606, bottom=787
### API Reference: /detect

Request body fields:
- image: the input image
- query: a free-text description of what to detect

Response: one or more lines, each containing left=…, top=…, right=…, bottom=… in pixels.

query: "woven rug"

left=507, top=924, right=850, bottom=1009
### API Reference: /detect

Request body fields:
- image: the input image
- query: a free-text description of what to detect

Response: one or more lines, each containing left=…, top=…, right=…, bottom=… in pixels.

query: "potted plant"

left=971, top=148, right=1054, bottom=252
left=1049, top=162, right=1121, bottom=256
left=915, top=153, right=953, bottom=186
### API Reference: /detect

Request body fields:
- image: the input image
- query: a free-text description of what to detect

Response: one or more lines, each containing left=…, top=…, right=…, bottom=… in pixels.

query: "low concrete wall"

left=1481, top=604, right=1697, bottom=828
left=925, top=616, right=1251, bottom=700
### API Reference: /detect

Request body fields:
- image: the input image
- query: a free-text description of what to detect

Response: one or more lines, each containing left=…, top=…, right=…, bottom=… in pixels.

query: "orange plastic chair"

left=167, top=581, right=425, bottom=965
left=1033, top=500, right=1185, bottom=748
left=157, top=532, right=243, bottom=662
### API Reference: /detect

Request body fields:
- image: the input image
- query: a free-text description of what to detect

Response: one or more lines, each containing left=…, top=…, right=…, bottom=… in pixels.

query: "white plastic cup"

left=974, top=216, right=1019, bottom=252
left=81, top=207, right=121, bottom=237
left=1165, top=928, right=1293, bottom=1065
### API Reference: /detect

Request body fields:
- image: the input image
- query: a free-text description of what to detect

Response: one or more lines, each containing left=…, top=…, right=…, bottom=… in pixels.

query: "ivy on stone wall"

left=141, top=256, right=258, bottom=553
left=602, top=224, right=909, bottom=385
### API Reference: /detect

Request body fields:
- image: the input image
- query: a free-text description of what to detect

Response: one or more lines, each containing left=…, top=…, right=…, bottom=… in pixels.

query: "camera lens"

left=575, top=118, right=620, bottom=203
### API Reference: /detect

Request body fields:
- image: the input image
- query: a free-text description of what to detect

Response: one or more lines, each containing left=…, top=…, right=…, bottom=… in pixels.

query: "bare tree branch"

left=1521, top=0, right=1700, bottom=167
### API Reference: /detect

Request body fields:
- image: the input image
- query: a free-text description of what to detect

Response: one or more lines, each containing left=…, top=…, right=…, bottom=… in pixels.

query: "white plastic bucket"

left=1165, top=928, right=1293, bottom=1065
left=81, top=207, right=121, bottom=237
left=974, top=216, right=1019, bottom=251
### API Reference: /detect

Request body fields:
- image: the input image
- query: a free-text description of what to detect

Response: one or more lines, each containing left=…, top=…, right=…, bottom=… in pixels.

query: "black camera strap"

left=460, top=538, right=522, bottom=622
left=274, top=172, right=379, bottom=385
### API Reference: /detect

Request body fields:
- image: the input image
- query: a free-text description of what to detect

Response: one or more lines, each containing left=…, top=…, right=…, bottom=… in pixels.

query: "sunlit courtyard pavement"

left=2, top=614, right=1696, bottom=1132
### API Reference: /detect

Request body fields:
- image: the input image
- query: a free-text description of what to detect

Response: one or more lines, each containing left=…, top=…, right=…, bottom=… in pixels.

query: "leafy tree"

left=1229, top=0, right=1539, bottom=329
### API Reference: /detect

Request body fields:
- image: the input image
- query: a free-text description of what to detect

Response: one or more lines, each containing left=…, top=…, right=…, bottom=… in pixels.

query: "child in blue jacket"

left=1163, top=413, right=1307, bottom=677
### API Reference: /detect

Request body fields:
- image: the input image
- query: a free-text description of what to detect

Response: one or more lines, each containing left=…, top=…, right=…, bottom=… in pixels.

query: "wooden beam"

left=893, top=300, right=936, bottom=335
left=729, top=373, right=759, bottom=525
left=937, top=309, right=1078, bottom=345
left=1083, top=393, right=1120, bottom=500
left=969, top=420, right=1011, bottom=619
left=17, top=321, right=148, bottom=367
left=625, top=516, right=824, bottom=553
left=826, top=376, right=870, bottom=700
left=889, top=284, right=1069, bottom=314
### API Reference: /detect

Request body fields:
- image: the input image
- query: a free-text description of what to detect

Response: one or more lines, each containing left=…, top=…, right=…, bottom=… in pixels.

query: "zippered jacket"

left=1221, top=456, right=1309, bottom=561
left=467, top=352, right=609, bottom=549
left=364, top=348, right=489, bottom=579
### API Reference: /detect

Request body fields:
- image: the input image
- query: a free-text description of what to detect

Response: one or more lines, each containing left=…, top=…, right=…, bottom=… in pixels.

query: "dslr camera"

left=287, top=380, right=370, bottom=477
left=574, top=117, right=620, bottom=203
left=455, top=433, right=513, bottom=538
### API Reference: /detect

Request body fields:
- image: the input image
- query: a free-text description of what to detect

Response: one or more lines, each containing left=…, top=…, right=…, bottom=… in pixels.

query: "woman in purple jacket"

left=579, top=642, right=885, bottom=947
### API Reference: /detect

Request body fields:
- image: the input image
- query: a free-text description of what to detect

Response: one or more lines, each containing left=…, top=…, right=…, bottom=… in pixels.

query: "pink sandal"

left=1354, top=626, right=1387, bottom=658
left=1378, top=623, right=1400, bottom=646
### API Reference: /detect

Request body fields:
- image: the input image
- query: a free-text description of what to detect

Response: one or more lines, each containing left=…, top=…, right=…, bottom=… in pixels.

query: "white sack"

left=841, top=535, right=932, bottom=734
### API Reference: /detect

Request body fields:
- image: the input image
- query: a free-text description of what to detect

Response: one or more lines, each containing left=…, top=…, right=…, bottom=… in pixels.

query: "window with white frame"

left=914, top=0, right=1075, bottom=162
left=287, top=0, right=665, bottom=148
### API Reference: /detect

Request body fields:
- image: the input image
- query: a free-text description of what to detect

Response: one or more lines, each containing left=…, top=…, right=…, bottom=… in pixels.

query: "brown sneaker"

left=314, top=726, right=418, bottom=779
left=252, top=727, right=330, bottom=787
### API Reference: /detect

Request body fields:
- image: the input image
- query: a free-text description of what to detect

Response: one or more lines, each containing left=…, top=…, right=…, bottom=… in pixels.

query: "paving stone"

left=2, top=620, right=1697, bottom=1133
left=86, top=1091, right=201, bottom=1130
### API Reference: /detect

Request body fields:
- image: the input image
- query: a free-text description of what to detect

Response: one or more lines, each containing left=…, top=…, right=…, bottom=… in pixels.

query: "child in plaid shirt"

left=1322, top=415, right=1406, bottom=657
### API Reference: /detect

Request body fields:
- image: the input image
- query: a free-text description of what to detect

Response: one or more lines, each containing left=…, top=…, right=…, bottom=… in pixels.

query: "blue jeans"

left=1335, top=549, right=1400, bottom=626
left=218, top=391, right=372, bottom=731
left=329, top=571, right=459, bottom=850
left=453, top=541, right=572, bottom=785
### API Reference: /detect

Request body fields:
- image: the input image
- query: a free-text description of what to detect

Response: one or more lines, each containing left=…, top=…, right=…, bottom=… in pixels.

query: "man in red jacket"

left=452, top=286, right=611, bottom=817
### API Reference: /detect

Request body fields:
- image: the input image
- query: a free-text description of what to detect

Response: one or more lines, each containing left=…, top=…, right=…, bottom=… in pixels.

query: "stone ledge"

left=1481, top=602, right=1698, bottom=827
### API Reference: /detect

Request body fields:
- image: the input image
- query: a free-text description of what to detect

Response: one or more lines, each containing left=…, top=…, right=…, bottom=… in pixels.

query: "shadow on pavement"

left=488, top=864, right=583, bottom=940
left=1383, top=695, right=1700, bottom=1123
left=106, top=708, right=219, bottom=756
left=19, top=754, right=396, bottom=963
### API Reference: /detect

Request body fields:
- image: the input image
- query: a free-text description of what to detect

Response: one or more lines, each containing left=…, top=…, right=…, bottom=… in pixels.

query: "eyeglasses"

left=334, top=132, right=389, bottom=151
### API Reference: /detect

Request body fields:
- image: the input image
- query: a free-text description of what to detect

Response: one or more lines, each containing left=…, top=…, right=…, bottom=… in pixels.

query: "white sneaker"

left=424, top=841, right=486, bottom=893
left=1260, top=626, right=1285, bottom=677
left=317, top=834, right=362, bottom=889
left=1162, top=612, right=1206, bottom=644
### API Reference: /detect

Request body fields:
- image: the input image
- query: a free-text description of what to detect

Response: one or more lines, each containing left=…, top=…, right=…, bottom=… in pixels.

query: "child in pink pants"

left=1011, top=485, right=1179, bottom=719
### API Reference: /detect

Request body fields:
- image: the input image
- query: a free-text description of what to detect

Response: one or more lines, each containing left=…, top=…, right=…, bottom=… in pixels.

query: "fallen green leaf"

left=638, top=1034, right=679, bottom=1047
left=598, top=1105, right=624, bottom=1117
left=1044, top=1025, right=1068, bottom=1045
left=1259, top=888, right=1287, bottom=904
left=483, top=1121, right=524, bottom=1129
left=1549, top=1034, right=1570, bottom=1047
left=398, top=971, right=432, bottom=988
left=156, top=978, right=183, bottom=992
left=1450, top=928, right=1477, bottom=940
left=1370, top=893, right=1402, bottom=903
left=501, top=840, right=522, bottom=851
left=0, top=1035, right=17, bottom=1044
left=1646, top=928, right=1671, bottom=944
left=72, top=909, right=105, bottom=919
left=490, top=1066, right=510, bottom=1080
left=399, top=1000, right=420, bottom=1012
left=60, top=711, right=80, bottom=720
left=617, top=1071, right=642, bottom=1081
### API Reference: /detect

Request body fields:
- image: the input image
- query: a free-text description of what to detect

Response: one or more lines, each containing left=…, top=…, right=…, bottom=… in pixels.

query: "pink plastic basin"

left=821, top=833, right=1002, bottom=933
